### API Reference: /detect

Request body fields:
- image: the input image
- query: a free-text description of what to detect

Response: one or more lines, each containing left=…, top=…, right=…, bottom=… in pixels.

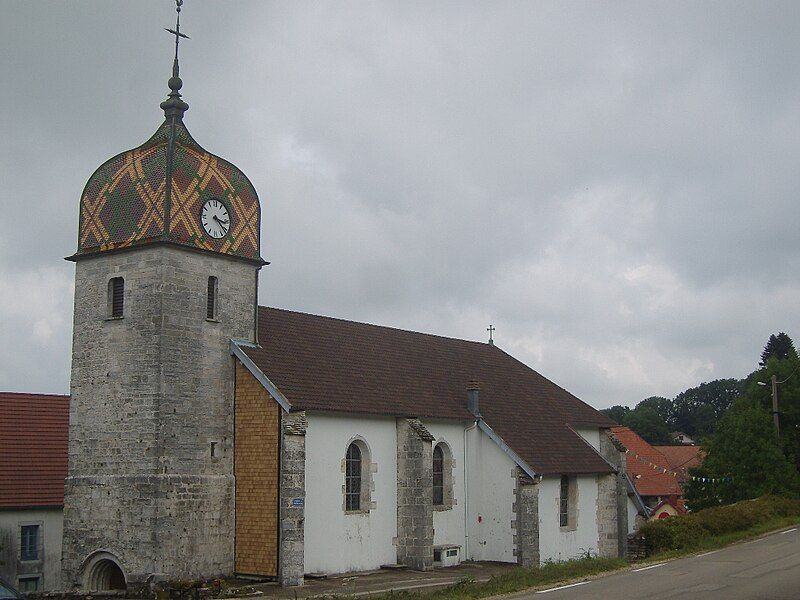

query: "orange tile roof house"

left=656, top=445, right=704, bottom=485
left=611, top=426, right=684, bottom=518
left=0, top=392, right=69, bottom=592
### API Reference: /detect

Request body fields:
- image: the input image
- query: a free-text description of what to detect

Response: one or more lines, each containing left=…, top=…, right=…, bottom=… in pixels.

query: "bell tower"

left=61, top=3, right=264, bottom=590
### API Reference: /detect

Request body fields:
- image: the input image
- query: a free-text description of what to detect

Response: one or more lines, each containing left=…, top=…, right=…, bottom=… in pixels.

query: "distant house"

left=611, top=426, right=686, bottom=525
left=0, top=392, right=68, bottom=592
left=670, top=431, right=695, bottom=445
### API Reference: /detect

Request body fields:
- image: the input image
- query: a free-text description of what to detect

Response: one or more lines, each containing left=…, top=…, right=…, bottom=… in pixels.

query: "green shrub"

left=638, top=495, right=800, bottom=553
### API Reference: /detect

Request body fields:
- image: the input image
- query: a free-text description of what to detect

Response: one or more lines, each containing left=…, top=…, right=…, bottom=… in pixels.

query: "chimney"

left=467, top=380, right=481, bottom=417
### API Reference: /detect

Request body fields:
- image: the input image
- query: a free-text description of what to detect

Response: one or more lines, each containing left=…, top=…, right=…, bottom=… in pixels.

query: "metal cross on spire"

left=487, top=324, right=496, bottom=345
left=160, top=0, right=190, bottom=119
left=165, top=0, right=190, bottom=80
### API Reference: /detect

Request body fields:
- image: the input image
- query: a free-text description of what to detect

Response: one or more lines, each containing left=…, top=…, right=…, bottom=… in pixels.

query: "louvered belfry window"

left=345, top=442, right=362, bottom=511
left=109, top=277, right=124, bottom=318
left=207, top=276, right=218, bottom=319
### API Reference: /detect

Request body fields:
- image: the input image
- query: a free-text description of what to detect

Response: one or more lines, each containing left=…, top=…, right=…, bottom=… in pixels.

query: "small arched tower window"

left=207, top=276, right=218, bottom=320
left=345, top=442, right=362, bottom=511
left=108, top=277, right=124, bottom=318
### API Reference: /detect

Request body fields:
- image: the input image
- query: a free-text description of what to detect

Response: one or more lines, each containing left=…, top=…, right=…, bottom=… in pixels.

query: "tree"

left=636, top=396, right=673, bottom=427
left=742, top=349, right=800, bottom=470
left=684, top=398, right=800, bottom=509
left=623, top=405, right=671, bottom=445
left=760, top=332, right=798, bottom=367
left=600, top=405, right=630, bottom=425
left=671, top=378, right=744, bottom=437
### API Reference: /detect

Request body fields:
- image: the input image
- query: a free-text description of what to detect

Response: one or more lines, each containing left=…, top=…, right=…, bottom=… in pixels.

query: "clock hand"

left=213, top=216, right=229, bottom=225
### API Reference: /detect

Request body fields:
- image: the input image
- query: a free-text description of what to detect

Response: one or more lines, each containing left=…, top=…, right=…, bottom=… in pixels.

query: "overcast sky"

left=1, top=1, right=798, bottom=409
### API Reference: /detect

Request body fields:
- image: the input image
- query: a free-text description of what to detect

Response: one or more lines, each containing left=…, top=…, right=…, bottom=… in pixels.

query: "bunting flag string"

left=623, top=448, right=732, bottom=483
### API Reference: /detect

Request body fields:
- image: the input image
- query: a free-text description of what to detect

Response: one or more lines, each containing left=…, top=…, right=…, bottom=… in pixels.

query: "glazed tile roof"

left=242, top=307, right=615, bottom=475
left=655, top=445, right=704, bottom=483
left=611, top=426, right=682, bottom=497
left=74, top=118, right=261, bottom=263
left=0, top=392, right=69, bottom=509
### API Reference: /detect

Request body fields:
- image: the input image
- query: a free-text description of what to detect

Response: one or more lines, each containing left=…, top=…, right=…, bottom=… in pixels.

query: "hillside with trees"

left=602, top=332, right=800, bottom=509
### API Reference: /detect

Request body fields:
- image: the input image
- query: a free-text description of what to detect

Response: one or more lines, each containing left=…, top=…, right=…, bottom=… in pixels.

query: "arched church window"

left=207, top=276, right=218, bottom=320
left=433, top=445, right=444, bottom=505
left=108, top=277, right=124, bottom=318
left=432, top=441, right=454, bottom=510
left=559, top=475, right=569, bottom=526
left=344, top=439, right=374, bottom=513
left=345, top=442, right=362, bottom=511
left=559, top=475, right=576, bottom=529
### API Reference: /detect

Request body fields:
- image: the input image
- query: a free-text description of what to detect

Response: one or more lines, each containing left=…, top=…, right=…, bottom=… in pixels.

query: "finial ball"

left=168, top=76, right=183, bottom=91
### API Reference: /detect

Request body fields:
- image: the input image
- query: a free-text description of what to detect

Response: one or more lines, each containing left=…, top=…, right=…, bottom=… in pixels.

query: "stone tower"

left=61, top=46, right=264, bottom=590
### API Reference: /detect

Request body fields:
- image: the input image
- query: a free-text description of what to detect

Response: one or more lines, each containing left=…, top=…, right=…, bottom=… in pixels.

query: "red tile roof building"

left=0, top=392, right=69, bottom=509
left=656, top=445, right=704, bottom=485
left=611, top=426, right=682, bottom=499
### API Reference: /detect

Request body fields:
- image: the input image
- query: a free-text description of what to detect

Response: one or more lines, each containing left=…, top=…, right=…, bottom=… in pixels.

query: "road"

left=512, top=527, right=800, bottom=600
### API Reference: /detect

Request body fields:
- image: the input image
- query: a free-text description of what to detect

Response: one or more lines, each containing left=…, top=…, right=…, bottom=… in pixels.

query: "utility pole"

left=771, top=374, right=780, bottom=436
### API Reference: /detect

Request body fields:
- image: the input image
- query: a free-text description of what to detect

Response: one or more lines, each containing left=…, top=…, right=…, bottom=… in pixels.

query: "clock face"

left=201, top=199, right=230, bottom=239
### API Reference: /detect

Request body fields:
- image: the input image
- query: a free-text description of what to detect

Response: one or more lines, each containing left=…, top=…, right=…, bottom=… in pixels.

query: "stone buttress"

left=396, top=418, right=434, bottom=570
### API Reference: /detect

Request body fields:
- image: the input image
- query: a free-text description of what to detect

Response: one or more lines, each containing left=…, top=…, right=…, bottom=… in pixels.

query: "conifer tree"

left=760, top=332, right=798, bottom=367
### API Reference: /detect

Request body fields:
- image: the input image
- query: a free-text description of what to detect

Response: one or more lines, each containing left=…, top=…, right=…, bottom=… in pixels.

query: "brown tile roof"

left=655, top=445, right=704, bottom=484
left=611, top=426, right=682, bottom=497
left=0, top=392, right=69, bottom=509
left=242, top=307, right=614, bottom=475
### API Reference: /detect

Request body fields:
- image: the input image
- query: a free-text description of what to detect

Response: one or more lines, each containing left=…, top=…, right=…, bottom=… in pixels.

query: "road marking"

left=781, top=528, right=797, bottom=535
left=697, top=550, right=720, bottom=558
left=633, top=563, right=666, bottom=572
left=536, top=581, right=589, bottom=594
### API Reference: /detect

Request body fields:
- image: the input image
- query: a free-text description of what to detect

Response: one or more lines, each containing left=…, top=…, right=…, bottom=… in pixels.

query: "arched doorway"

left=81, top=551, right=127, bottom=591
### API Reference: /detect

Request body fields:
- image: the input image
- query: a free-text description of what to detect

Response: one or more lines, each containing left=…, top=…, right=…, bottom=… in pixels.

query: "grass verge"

left=637, top=495, right=800, bottom=556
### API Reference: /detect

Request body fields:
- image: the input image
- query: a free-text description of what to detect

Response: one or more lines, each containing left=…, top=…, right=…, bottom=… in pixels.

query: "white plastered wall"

left=426, top=420, right=467, bottom=550
left=627, top=496, right=640, bottom=533
left=537, top=475, right=600, bottom=562
left=465, top=425, right=517, bottom=563
left=573, top=427, right=601, bottom=452
left=303, top=413, right=398, bottom=575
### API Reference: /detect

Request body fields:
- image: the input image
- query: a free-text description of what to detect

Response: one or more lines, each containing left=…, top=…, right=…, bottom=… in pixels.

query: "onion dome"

left=70, top=76, right=262, bottom=264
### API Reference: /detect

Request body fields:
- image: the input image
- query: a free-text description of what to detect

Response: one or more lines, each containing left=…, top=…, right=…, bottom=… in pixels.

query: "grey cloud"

left=1, top=1, right=798, bottom=407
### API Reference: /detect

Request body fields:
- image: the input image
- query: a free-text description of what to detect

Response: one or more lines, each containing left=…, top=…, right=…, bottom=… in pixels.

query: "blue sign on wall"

left=291, top=497, right=305, bottom=507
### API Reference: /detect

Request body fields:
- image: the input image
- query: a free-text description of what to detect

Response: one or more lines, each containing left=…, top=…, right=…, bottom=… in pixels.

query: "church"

left=54, top=13, right=631, bottom=593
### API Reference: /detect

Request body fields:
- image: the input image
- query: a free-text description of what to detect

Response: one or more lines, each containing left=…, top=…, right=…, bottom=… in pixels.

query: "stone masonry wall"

left=62, top=246, right=258, bottom=589
left=595, top=474, right=618, bottom=558
left=279, top=412, right=306, bottom=587
left=597, top=429, right=627, bottom=558
left=234, top=362, right=279, bottom=577
left=514, top=468, right=540, bottom=568
left=396, top=419, right=434, bottom=571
